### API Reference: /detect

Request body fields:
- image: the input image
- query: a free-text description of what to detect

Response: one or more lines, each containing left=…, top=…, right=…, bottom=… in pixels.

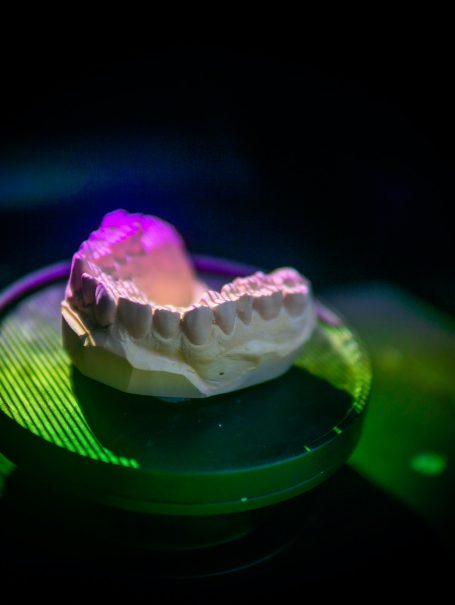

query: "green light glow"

left=294, top=317, right=371, bottom=419
left=0, top=311, right=139, bottom=469
left=410, top=452, right=447, bottom=477
left=0, top=452, right=16, bottom=497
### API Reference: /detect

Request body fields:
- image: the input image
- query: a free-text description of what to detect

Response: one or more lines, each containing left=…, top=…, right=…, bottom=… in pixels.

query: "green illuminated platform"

left=0, top=262, right=370, bottom=522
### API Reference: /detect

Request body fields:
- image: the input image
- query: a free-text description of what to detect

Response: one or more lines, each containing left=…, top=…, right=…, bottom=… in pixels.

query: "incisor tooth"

left=94, top=283, right=116, bottom=327
left=117, top=297, right=152, bottom=338
left=253, top=289, right=283, bottom=320
left=182, top=306, right=213, bottom=344
left=283, top=291, right=307, bottom=316
left=81, top=273, right=98, bottom=305
left=153, top=307, right=181, bottom=338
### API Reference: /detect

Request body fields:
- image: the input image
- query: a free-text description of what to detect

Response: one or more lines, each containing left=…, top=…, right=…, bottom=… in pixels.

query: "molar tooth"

left=81, top=273, right=98, bottom=305
left=117, top=297, right=152, bottom=338
left=182, top=306, right=213, bottom=345
left=221, top=284, right=239, bottom=301
left=100, top=208, right=130, bottom=228
left=94, top=283, right=116, bottom=327
left=236, top=294, right=253, bottom=324
left=253, top=289, right=283, bottom=320
left=283, top=291, right=307, bottom=317
left=232, top=277, right=251, bottom=293
left=153, top=307, right=181, bottom=338
left=271, top=267, right=304, bottom=287
left=199, top=290, right=222, bottom=306
left=253, top=271, right=270, bottom=284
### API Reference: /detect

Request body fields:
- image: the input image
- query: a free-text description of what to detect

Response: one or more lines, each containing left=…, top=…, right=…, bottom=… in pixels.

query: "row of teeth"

left=68, top=260, right=310, bottom=345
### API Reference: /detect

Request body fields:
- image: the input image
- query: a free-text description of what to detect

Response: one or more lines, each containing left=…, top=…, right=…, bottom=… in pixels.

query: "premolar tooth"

left=117, top=297, right=152, bottom=338
left=182, top=306, right=213, bottom=344
left=253, top=289, right=283, bottom=320
left=283, top=291, right=307, bottom=316
left=81, top=273, right=98, bottom=305
left=236, top=294, right=253, bottom=324
left=94, top=283, right=116, bottom=327
left=153, top=307, right=181, bottom=338
left=200, top=290, right=238, bottom=334
left=215, top=301, right=236, bottom=334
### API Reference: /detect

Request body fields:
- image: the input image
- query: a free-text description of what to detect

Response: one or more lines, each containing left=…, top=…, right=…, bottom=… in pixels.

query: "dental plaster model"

left=61, top=210, right=317, bottom=398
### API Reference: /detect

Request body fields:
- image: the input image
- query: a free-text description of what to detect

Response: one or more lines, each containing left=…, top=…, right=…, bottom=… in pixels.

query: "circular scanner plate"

left=0, top=260, right=370, bottom=516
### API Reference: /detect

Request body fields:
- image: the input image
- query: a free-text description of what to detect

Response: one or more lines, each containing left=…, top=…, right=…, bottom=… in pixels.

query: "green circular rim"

left=0, top=261, right=371, bottom=515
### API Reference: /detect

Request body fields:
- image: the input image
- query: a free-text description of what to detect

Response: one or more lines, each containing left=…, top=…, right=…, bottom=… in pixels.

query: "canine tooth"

left=236, top=294, right=253, bottom=324
left=94, top=283, right=116, bottom=327
left=117, top=297, right=152, bottom=338
left=283, top=291, right=307, bottom=316
left=81, top=273, right=98, bottom=305
left=253, top=289, right=283, bottom=320
left=153, top=307, right=181, bottom=338
left=182, top=306, right=213, bottom=344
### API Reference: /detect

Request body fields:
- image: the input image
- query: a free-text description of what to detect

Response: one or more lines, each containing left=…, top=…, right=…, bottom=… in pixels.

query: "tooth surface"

left=182, top=306, right=213, bottom=344
left=271, top=267, right=304, bottom=287
left=153, top=307, right=181, bottom=338
left=220, top=283, right=239, bottom=301
left=213, top=301, right=236, bottom=334
left=283, top=291, right=307, bottom=316
left=235, top=294, right=253, bottom=324
left=69, top=254, right=88, bottom=293
left=253, top=289, right=283, bottom=320
left=117, top=297, right=152, bottom=338
left=94, top=283, right=116, bottom=327
left=81, top=273, right=98, bottom=305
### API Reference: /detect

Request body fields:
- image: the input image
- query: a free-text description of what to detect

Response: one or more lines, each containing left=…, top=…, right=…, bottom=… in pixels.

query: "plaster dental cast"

left=61, top=210, right=316, bottom=398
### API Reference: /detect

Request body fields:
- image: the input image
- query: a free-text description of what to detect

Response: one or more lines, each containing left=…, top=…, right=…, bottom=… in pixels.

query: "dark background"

left=0, top=33, right=453, bottom=314
left=0, top=30, right=453, bottom=596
